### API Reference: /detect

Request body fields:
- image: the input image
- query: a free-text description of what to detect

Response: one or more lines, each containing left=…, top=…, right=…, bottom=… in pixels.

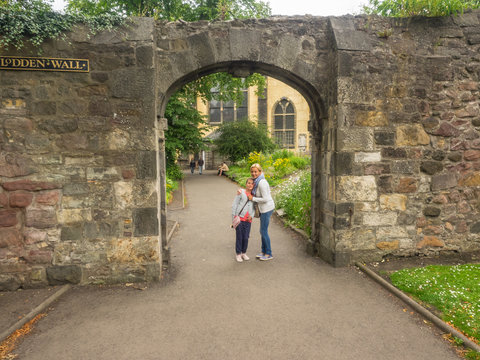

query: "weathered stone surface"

left=434, top=122, right=461, bottom=137
left=337, top=129, right=374, bottom=151
left=122, top=169, right=136, bottom=179
left=377, top=176, right=393, bottom=194
left=355, top=152, right=381, bottom=163
left=423, top=206, right=441, bottom=217
left=63, top=183, right=89, bottom=196
left=374, top=132, right=394, bottom=146
left=448, top=152, right=462, bottom=162
left=396, top=178, right=417, bottom=193
left=0, top=192, right=8, bottom=208
left=26, top=209, right=57, bottom=229
left=364, top=164, right=390, bottom=175
left=87, top=167, right=120, bottom=181
left=9, top=192, right=33, bottom=208
left=46, top=265, right=82, bottom=285
left=0, top=209, right=18, bottom=227
left=380, top=194, right=407, bottom=211
left=133, top=208, right=158, bottom=236
left=0, top=274, right=21, bottom=291
left=420, top=161, right=443, bottom=175
left=24, top=229, right=48, bottom=245
left=417, top=236, right=444, bottom=249
left=337, top=176, right=377, bottom=202
left=471, top=222, right=480, bottom=233
left=35, top=191, right=60, bottom=206
left=0, top=228, right=22, bottom=247
left=61, top=224, right=84, bottom=241
left=2, top=180, right=61, bottom=191
left=376, top=240, right=399, bottom=250
left=355, top=111, right=388, bottom=127
left=432, top=173, right=457, bottom=190
left=363, top=212, right=397, bottom=226
left=57, top=209, right=92, bottom=224
left=396, top=124, right=430, bottom=146
left=459, top=172, right=480, bottom=186
left=464, top=150, right=480, bottom=161
left=377, top=227, right=408, bottom=238
left=114, top=181, right=133, bottom=209
left=38, top=117, right=78, bottom=133
left=0, top=152, right=35, bottom=177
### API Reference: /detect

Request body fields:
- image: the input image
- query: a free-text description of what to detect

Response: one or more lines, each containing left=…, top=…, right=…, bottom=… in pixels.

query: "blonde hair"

left=250, top=163, right=262, bottom=172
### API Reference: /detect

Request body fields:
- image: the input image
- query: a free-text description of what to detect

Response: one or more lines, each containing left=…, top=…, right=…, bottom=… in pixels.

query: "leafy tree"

left=214, top=120, right=276, bottom=163
left=364, top=0, right=480, bottom=17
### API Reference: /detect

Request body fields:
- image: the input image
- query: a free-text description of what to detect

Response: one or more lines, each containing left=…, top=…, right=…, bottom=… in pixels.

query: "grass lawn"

left=390, top=264, right=480, bottom=357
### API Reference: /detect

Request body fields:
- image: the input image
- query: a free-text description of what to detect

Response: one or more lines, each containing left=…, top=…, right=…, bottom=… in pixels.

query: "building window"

left=209, top=90, right=248, bottom=124
left=273, top=98, right=295, bottom=148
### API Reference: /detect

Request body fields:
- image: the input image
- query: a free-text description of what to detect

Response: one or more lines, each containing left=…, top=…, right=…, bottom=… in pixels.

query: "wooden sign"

left=0, top=56, right=89, bottom=72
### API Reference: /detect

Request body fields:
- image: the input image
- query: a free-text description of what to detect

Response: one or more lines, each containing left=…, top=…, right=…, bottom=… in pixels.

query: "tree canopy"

left=214, top=120, right=277, bottom=163
left=364, top=0, right=480, bottom=17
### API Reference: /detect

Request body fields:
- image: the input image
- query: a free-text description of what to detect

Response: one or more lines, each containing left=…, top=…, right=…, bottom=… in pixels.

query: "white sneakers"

left=236, top=253, right=250, bottom=262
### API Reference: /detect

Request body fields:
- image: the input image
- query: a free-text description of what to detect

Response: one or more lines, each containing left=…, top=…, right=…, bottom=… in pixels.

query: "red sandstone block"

left=122, top=169, right=136, bottom=180
left=396, top=178, right=417, bottom=193
left=24, top=229, right=48, bottom=245
left=9, top=192, right=33, bottom=208
left=0, top=228, right=23, bottom=248
left=464, top=150, right=480, bottom=161
left=25, top=209, right=57, bottom=229
left=0, top=209, right=18, bottom=227
left=24, top=249, right=52, bottom=264
left=0, top=192, right=8, bottom=208
left=35, top=191, right=60, bottom=206
left=2, top=180, right=61, bottom=192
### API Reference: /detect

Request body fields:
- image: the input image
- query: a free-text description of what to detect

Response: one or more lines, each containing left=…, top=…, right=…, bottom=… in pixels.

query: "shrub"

left=166, top=163, right=184, bottom=181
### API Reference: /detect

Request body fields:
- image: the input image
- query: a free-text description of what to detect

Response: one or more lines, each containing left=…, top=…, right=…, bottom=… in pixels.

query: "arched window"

left=273, top=98, right=295, bottom=148
left=209, top=90, right=248, bottom=124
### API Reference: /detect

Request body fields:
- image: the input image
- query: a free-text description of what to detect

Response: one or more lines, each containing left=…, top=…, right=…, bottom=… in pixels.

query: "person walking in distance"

left=247, top=163, right=275, bottom=261
left=189, top=158, right=196, bottom=174
left=198, top=158, right=204, bottom=175
left=231, top=178, right=254, bottom=262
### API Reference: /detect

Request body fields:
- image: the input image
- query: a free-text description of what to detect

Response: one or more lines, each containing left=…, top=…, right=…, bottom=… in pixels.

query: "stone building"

left=1, top=12, right=480, bottom=289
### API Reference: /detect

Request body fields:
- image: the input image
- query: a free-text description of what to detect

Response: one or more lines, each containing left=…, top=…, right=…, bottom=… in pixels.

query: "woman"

left=247, top=163, right=275, bottom=261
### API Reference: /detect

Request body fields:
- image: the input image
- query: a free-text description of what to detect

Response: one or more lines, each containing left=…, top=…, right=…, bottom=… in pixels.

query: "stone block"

left=0, top=209, right=18, bottom=227
left=136, top=151, right=156, bottom=179
left=24, top=249, right=52, bottom=264
left=38, top=117, right=78, bottom=134
left=396, top=124, right=430, bottom=146
left=32, top=101, right=56, bottom=115
left=471, top=222, right=480, bottom=233
left=9, top=192, right=33, bottom=208
left=122, top=169, right=135, bottom=179
left=381, top=148, right=407, bottom=159
left=355, top=111, right=388, bottom=127
left=0, top=191, right=8, bottom=208
left=379, top=194, right=407, bottom=211
left=337, top=128, right=374, bottom=151
left=46, top=265, right=82, bottom=285
left=377, top=175, right=393, bottom=194
left=0, top=274, right=22, bottom=291
left=417, top=236, right=444, bottom=249
left=334, top=152, right=354, bottom=175
left=363, top=212, right=397, bottom=226
left=87, top=167, right=120, bottom=181
left=0, top=228, right=23, bottom=247
left=396, top=177, right=417, bottom=193
left=2, top=180, right=61, bottom=191
left=377, top=227, right=408, bottom=238
left=433, top=122, right=461, bottom=137
left=61, top=224, right=84, bottom=241
left=423, top=206, right=441, bottom=217
left=464, top=150, right=480, bottom=161
left=57, top=209, right=92, bottom=224
left=432, top=173, right=458, bottom=190
left=0, top=152, right=35, bottom=178
left=26, top=209, right=57, bottom=229
left=35, top=191, right=60, bottom=206
left=337, top=176, right=377, bottom=202
left=420, top=161, right=443, bottom=175
left=24, top=229, right=47, bottom=245
left=114, top=181, right=133, bottom=209
left=355, top=152, right=381, bottom=163
left=376, top=240, right=399, bottom=250
left=63, top=183, right=89, bottom=196
left=133, top=208, right=158, bottom=236
left=364, top=164, right=390, bottom=175
left=391, top=161, right=417, bottom=174
left=374, top=131, right=395, bottom=146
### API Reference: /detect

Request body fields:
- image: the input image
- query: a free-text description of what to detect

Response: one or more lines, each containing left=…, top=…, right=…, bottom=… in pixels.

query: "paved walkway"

left=12, top=171, right=460, bottom=359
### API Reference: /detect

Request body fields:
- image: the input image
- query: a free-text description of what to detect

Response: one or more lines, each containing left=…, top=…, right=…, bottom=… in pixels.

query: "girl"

left=231, top=178, right=255, bottom=262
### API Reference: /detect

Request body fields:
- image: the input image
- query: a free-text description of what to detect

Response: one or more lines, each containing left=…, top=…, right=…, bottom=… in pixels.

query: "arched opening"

left=158, top=61, right=327, bottom=266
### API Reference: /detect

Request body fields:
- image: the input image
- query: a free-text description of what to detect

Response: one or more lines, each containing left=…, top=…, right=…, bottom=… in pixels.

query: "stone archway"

left=2, top=12, right=480, bottom=288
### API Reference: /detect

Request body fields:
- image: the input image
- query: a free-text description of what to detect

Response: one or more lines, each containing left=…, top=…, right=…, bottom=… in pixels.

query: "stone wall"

left=0, top=18, right=161, bottom=290
left=324, top=12, right=480, bottom=265
left=1, top=12, right=480, bottom=288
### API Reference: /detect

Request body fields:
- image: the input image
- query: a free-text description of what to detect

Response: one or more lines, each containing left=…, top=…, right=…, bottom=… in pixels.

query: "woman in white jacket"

left=247, top=163, right=275, bottom=261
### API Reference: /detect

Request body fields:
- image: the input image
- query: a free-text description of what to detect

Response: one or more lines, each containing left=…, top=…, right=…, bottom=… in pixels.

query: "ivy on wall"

left=0, top=0, right=124, bottom=50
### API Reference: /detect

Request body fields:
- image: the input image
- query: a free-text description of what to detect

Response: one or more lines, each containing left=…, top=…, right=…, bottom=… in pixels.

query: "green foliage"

left=0, top=0, right=124, bottom=50
left=164, top=90, right=210, bottom=168
left=214, top=121, right=277, bottom=163
left=166, top=174, right=179, bottom=203
left=166, top=162, right=184, bottom=180
left=364, top=0, right=480, bottom=17
left=274, top=170, right=311, bottom=235
left=390, top=264, right=480, bottom=343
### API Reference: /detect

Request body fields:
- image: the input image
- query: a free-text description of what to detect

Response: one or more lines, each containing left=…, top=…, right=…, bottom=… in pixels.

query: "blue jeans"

left=260, top=210, right=273, bottom=256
